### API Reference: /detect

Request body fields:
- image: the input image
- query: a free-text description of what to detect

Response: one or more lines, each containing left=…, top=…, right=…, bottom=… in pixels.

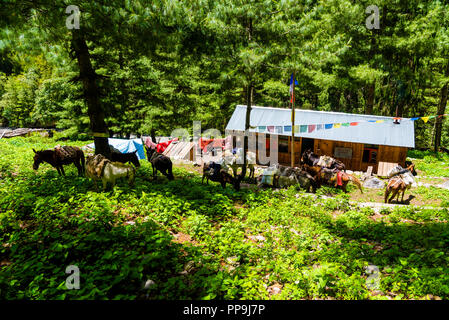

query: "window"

left=363, top=144, right=378, bottom=163
left=278, top=136, right=289, bottom=153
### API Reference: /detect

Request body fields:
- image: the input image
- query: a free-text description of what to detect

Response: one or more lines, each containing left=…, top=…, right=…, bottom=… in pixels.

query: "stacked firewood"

left=0, top=128, right=48, bottom=138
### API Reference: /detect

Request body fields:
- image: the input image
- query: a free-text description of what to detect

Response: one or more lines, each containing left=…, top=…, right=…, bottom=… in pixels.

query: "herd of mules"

left=32, top=144, right=173, bottom=191
left=32, top=145, right=417, bottom=202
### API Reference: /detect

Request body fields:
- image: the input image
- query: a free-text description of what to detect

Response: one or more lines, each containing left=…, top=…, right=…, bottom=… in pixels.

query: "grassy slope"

left=1, top=136, right=449, bottom=300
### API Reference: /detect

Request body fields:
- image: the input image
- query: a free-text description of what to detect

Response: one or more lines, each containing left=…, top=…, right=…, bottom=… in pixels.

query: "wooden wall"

left=227, top=131, right=408, bottom=172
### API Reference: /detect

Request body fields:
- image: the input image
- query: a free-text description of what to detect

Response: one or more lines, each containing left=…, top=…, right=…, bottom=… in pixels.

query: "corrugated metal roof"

left=225, top=105, right=415, bottom=148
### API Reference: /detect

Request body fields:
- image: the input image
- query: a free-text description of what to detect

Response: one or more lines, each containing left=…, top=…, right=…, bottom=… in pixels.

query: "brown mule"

left=33, top=145, right=85, bottom=176
left=384, top=164, right=415, bottom=203
left=302, top=164, right=363, bottom=193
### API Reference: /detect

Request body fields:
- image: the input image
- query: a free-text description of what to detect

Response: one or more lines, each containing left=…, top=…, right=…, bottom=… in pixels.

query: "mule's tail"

left=349, top=174, right=363, bottom=193
left=167, top=162, right=174, bottom=180
left=80, top=150, right=86, bottom=174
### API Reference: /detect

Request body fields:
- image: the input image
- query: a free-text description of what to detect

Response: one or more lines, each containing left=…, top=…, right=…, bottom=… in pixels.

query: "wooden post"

left=291, top=72, right=296, bottom=167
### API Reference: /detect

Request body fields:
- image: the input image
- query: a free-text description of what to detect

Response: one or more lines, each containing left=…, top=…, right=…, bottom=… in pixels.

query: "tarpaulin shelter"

left=144, top=137, right=179, bottom=153
left=86, top=138, right=146, bottom=160
left=198, top=137, right=232, bottom=152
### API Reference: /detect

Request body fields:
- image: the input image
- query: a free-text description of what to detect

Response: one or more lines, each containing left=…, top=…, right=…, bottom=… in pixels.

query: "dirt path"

left=353, top=201, right=446, bottom=213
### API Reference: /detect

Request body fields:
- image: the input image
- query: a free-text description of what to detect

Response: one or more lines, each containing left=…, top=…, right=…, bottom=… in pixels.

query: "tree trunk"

left=238, top=17, right=253, bottom=182
left=151, top=129, right=157, bottom=144
left=239, top=82, right=252, bottom=181
left=71, top=30, right=110, bottom=158
left=433, top=59, right=449, bottom=152
left=365, top=82, right=375, bottom=115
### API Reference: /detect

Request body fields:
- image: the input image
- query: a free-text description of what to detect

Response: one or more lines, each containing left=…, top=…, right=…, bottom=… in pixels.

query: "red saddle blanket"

left=337, top=171, right=343, bottom=186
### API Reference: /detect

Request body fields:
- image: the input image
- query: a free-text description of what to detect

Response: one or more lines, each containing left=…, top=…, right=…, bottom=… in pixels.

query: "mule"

left=85, top=154, right=135, bottom=191
left=303, top=163, right=363, bottom=193
left=301, top=149, right=345, bottom=171
left=33, top=145, right=85, bottom=176
left=145, top=145, right=174, bottom=180
left=384, top=164, right=416, bottom=203
left=110, top=150, right=140, bottom=168
left=274, top=164, right=317, bottom=192
left=202, top=161, right=240, bottom=190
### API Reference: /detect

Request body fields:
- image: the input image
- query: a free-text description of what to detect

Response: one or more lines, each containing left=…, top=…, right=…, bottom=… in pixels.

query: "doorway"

left=301, top=138, right=315, bottom=155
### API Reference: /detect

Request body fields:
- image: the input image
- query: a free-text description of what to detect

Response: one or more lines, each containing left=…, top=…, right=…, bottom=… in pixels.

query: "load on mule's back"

left=202, top=161, right=240, bottom=190
left=384, top=163, right=416, bottom=203
left=32, top=145, right=85, bottom=176
left=85, top=154, right=135, bottom=191
left=301, top=149, right=345, bottom=171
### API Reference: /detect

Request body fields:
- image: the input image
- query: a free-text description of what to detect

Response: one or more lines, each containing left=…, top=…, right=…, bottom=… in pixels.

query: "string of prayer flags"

left=255, top=112, right=449, bottom=134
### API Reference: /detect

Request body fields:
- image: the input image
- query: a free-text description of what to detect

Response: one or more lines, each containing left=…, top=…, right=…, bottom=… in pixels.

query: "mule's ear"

left=33, top=149, right=37, bottom=153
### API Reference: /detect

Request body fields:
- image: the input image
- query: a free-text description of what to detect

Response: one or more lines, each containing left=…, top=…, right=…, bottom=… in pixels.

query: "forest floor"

left=1, top=135, right=449, bottom=300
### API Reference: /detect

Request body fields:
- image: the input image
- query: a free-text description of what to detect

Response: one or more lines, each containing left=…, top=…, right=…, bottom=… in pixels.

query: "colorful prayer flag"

left=375, top=120, right=384, bottom=123
left=258, top=126, right=266, bottom=132
left=300, top=125, right=307, bottom=133
left=308, top=124, right=316, bottom=133
left=275, top=126, right=283, bottom=134
left=342, top=123, right=350, bottom=127
left=317, top=124, right=324, bottom=131
left=267, top=126, right=275, bottom=132
left=325, top=124, right=333, bottom=129
left=284, top=125, right=292, bottom=132
left=421, top=117, right=429, bottom=123
left=294, top=125, right=300, bottom=132
left=410, top=117, right=419, bottom=121
left=334, top=123, right=341, bottom=128
left=350, top=122, right=359, bottom=126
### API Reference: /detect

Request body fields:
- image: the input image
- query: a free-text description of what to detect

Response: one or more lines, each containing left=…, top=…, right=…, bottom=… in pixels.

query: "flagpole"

left=291, top=72, right=296, bottom=168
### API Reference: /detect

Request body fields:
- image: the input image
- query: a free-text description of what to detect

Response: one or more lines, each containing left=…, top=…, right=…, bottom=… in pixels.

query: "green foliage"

left=2, top=137, right=449, bottom=299
left=1, top=0, right=448, bottom=147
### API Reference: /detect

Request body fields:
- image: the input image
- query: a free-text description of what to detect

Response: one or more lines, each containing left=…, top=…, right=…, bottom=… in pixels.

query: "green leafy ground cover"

left=1, top=137, right=449, bottom=300
left=408, top=149, right=449, bottom=178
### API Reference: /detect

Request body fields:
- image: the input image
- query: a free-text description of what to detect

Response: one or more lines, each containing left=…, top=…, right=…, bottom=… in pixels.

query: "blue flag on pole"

left=288, top=73, right=298, bottom=103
